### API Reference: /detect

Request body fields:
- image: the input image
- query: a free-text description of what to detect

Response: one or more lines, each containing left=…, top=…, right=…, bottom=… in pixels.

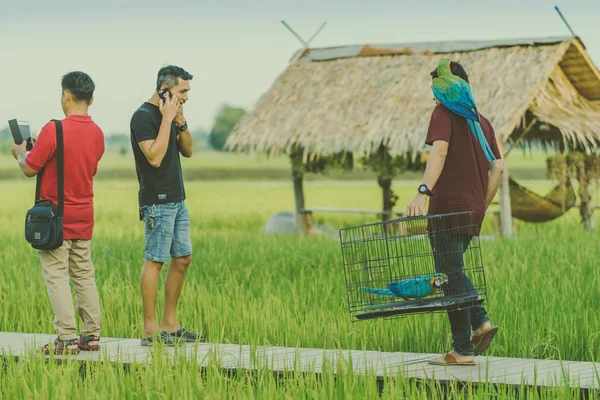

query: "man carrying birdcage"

left=406, top=59, right=504, bottom=365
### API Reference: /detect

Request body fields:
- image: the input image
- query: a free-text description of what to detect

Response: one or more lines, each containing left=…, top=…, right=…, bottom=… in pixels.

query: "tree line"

left=0, top=104, right=246, bottom=155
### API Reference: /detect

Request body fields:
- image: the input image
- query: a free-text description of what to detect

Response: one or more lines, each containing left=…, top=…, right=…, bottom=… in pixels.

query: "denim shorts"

left=141, top=201, right=192, bottom=263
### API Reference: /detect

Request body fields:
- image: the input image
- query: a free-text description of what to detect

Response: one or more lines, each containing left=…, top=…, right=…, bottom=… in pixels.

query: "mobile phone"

left=158, top=87, right=171, bottom=103
left=8, top=119, right=33, bottom=151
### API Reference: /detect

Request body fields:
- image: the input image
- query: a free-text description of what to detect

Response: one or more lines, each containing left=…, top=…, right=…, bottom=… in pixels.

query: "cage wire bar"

left=339, top=212, right=488, bottom=322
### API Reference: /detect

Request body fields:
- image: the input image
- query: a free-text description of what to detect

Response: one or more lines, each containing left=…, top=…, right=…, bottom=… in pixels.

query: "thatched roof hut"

left=228, top=36, right=600, bottom=156
left=226, top=36, right=600, bottom=235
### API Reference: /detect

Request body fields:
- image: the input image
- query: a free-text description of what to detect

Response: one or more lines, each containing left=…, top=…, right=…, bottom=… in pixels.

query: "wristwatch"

left=418, top=184, right=434, bottom=197
left=176, top=121, right=188, bottom=132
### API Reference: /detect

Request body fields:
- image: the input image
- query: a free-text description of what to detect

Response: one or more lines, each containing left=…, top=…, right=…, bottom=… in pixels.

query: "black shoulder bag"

left=24, top=119, right=64, bottom=251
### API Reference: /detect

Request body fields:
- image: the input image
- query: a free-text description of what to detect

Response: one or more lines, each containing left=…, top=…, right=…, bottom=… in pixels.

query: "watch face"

left=419, top=185, right=426, bottom=193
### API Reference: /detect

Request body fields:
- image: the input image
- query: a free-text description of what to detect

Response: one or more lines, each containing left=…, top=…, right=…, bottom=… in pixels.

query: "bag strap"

left=33, top=119, right=64, bottom=215
left=34, top=167, right=43, bottom=201
left=54, top=119, right=64, bottom=216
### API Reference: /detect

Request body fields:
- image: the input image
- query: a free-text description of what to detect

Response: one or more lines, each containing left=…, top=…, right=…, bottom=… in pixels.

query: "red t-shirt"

left=26, top=115, right=105, bottom=240
left=425, top=104, right=501, bottom=235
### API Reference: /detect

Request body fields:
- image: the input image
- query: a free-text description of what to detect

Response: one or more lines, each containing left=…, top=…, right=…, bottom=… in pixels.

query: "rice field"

left=1, top=167, right=599, bottom=397
left=0, top=147, right=564, bottom=181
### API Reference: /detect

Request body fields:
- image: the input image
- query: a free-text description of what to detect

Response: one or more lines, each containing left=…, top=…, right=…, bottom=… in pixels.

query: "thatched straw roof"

left=227, top=36, right=600, bottom=157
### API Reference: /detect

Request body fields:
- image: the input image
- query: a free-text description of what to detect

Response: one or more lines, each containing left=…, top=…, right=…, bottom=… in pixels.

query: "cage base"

left=354, top=296, right=484, bottom=320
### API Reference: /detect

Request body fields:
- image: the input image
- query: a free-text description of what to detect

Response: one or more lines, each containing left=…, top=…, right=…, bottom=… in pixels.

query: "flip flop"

left=472, top=326, right=499, bottom=356
left=170, top=328, right=204, bottom=343
left=141, top=331, right=177, bottom=347
left=428, top=352, right=475, bottom=366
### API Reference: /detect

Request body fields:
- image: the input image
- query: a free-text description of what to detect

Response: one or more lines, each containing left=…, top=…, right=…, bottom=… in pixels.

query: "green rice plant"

left=0, top=178, right=599, bottom=398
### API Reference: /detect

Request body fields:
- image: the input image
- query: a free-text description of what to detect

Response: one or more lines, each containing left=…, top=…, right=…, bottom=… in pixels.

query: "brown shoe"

left=472, top=326, right=499, bottom=356
left=79, top=335, right=101, bottom=351
left=428, top=352, right=475, bottom=366
left=42, top=338, right=80, bottom=355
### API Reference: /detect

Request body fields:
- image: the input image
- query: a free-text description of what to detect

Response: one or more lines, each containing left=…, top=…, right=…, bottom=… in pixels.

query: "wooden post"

left=499, top=161, right=513, bottom=238
left=578, top=163, right=595, bottom=231
left=496, top=137, right=513, bottom=238
left=498, top=118, right=539, bottom=238
left=378, top=177, right=394, bottom=223
left=494, top=211, right=517, bottom=236
left=293, top=171, right=310, bottom=234
left=580, top=193, right=594, bottom=230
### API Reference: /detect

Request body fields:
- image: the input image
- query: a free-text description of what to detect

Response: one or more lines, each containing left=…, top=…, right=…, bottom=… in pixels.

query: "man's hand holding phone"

left=12, top=141, right=28, bottom=160
left=174, top=105, right=186, bottom=128
left=159, top=91, right=180, bottom=122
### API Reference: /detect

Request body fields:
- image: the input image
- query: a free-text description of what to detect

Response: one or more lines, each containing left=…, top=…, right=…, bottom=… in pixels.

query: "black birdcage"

left=339, top=211, right=488, bottom=322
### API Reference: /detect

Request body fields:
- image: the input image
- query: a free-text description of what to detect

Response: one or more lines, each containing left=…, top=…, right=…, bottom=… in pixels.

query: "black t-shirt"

left=130, top=102, right=185, bottom=207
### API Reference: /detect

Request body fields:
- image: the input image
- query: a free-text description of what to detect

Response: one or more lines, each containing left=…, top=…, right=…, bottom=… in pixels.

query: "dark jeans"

left=428, top=231, right=489, bottom=356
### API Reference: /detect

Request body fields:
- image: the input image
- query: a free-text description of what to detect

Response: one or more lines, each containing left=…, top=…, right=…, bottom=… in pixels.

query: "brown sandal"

left=79, top=335, right=101, bottom=351
left=42, top=338, right=80, bottom=355
left=428, top=352, right=476, bottom=366
left=472, top=326, right=499, bottom=356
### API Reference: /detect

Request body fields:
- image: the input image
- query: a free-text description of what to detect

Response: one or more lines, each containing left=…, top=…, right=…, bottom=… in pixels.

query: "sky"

left=0, top=0, right=598, bottom=136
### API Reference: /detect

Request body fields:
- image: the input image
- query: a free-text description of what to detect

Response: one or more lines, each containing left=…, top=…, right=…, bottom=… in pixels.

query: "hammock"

left=509, top=177, right=576, bottom=223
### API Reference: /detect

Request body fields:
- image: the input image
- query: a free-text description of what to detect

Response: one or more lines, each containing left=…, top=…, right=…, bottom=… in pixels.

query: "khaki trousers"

left=38, top=240, right=101, bottom=341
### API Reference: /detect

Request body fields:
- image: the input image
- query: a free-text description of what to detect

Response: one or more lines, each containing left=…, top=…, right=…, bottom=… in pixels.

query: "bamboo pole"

left=504, top=118, right=538, bottom=158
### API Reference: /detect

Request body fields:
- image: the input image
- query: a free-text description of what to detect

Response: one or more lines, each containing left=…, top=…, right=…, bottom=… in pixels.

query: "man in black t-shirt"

left=130, top=65, right=202, bottom=346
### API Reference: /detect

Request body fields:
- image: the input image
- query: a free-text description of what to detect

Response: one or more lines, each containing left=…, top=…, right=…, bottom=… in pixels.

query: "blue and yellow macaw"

left=431, top=58, right=496, bottom=162
left=361, top=273, right=448, bottom=303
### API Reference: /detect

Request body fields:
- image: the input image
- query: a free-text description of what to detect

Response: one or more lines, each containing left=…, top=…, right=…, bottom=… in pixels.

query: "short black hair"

left=156, top=65, right=193, bottom=91
left=61, top=71, right=95, bottom=103
left=430, top=61, right=469, bottom=83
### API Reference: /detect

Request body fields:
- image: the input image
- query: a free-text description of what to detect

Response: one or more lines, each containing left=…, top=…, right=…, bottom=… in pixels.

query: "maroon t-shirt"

left=425, top=104, right=501, bottom=235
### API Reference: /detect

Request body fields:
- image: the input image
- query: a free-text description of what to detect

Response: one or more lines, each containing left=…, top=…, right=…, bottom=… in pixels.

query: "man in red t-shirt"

left=406, top=61, right=504, bottom=365
left=12, top=71, right=105, bottom=355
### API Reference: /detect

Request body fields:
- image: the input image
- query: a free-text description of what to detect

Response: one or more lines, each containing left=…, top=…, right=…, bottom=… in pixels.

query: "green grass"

left=1, top=177, right=599, bottom=398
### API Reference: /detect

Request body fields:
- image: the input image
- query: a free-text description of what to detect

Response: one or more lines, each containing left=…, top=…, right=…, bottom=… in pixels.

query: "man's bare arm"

left=174, top=107, right=192, bottom=157
left=421, top=140, right=449, bottom=189
left=138, top=118, right=174, bottom=168
left=12, top=142, right=38, bottom=177
left=486, top=160, right=504, bottom=207
left=16, top=152, right=38, bottom=177
left=138, top=95, right=179, bottom=168
left=406, top=140, right=448, bottom=217
left=176, top=128, right=193, bottom=158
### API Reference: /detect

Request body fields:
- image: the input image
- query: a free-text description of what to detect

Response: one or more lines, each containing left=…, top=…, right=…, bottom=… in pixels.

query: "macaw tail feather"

left=467, top=119, right=496, bottom=163
left=360, top=287, right=395, bottom=296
